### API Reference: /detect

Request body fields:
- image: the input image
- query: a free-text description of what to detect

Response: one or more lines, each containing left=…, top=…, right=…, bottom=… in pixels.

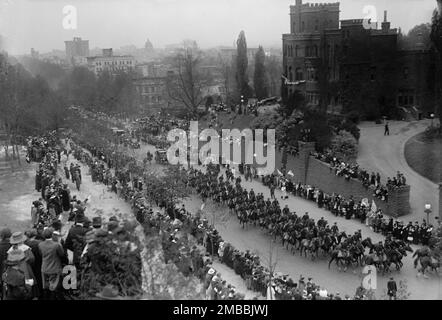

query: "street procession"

left=1, top=0, right=442, bottom=308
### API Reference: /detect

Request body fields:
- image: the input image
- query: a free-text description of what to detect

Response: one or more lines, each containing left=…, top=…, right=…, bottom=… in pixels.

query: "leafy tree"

left=265, top=55, right=282, bottom=98
left=399, top=23, right=432, bottom=50
left=281, top=90, right=306, bottom=117
left=236, top=31, right=251, bottom=100
left=330, top=130, right=358, bottom=162
left=18, top=57, right=67, bottom=89
left=143, top=167, right=190, bottom=208
left=301, top=109, right=332, bottom=151
left=250, top=113, right=283, bottom=131
left=253, top=46, right=268, bottom=100
left=58, top=66, right=97, bottom=107
left=431, top=0, right=442, bottom=132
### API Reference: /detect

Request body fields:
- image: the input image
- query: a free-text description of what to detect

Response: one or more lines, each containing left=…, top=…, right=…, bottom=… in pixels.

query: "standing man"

left=38, top=228, right=65, bottom=300
left=384, top=121, right=390, bottom=136
left=387, top=277, right=397, bottom=300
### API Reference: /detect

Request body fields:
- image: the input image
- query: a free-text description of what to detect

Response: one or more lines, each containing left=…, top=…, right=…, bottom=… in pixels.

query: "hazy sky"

left=0, top=0, right=437, bottom=55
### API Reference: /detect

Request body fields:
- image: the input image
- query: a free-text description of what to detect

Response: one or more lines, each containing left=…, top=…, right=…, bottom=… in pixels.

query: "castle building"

left=282, top=0, right=437, bottom=119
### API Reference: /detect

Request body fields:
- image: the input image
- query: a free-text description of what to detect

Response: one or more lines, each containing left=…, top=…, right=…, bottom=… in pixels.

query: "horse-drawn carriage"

left=155, top=150, right=168, bottom=164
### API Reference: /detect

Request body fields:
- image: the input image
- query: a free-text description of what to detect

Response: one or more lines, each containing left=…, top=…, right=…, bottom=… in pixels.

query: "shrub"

left=330, top=130, right=358, bottom=162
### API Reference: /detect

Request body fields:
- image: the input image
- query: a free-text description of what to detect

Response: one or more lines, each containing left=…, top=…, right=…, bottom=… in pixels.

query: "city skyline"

left=0, top=0, right=437, bottom=55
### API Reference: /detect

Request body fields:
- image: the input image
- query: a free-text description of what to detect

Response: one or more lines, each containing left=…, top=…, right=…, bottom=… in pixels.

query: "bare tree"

left=166, top=49, right=205, bottom=118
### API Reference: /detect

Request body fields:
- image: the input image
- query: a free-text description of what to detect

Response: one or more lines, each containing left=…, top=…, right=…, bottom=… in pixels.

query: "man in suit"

left=387, top=277, right=397, bottom=300
left=64, top=216, right=90, bottom=268
left=24, top=229, right=43, bottom=299
left=38, top=228, right=65, bottom=300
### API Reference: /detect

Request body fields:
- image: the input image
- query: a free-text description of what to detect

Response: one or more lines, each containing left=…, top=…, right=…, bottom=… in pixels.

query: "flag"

left=277, top=169, right=283, bottom=176
left=288, top=170, right=294, bottom=177
left=200, top=203, right=205, bottom=211
left=371, top=200, right=377, bottom=214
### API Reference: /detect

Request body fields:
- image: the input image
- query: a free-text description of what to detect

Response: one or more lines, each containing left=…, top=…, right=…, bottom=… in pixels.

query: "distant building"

left=281, top=0, right=437, bottom=119
left=145, top=39, right=154, bottom=52
left=133, top=76, right=168, bottom=113
left=135, top=62, right=170, bottom=78
left=87, top=48, right=135, bottom=75
left=65, top=37, right=89, bottom=64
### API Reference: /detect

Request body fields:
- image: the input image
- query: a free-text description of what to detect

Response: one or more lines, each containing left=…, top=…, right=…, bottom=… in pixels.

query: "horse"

left=417, top=256, right=440, bottom=278
left=299, top=239, right=311, bottom=258
left=307, top=237, right=321, bottom=260
left=328, top=249, right=352, bottom=271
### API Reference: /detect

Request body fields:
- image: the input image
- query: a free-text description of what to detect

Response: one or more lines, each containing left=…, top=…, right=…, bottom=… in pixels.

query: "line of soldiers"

left=259, top=172, right=433, bottom=246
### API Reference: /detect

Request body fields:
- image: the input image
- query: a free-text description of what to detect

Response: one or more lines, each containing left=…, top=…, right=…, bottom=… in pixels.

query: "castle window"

left=293, top=22, right=296, bottom=33
left=295, top=67, right=303, bottom=80
left=370, top=67, right=376, bottom=81
left=315, top=20, right=319, bottom=31
left=295, top=45, right=299, bottom=57
left=302, top=21, right=305, bottom=32
left=305, top=46, right=310, bottom=57
left=289, top=66, right=293, bottom=81
left=314, top=45, right=318, bottom=57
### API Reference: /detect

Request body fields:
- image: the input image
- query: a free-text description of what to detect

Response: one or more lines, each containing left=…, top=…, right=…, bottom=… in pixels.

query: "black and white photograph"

left=0, top=0, right=441, bottom=309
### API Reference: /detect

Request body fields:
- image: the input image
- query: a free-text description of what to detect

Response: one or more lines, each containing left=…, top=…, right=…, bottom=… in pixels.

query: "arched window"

left=293, top=22, right=296, bottom=33
left=289, top=66, right=293, bottom=81
left=302, top=21, right=305, bottom=32
left=295, top=45, right=299, bottom=57
left=305, top=46, right=310, bottom=57
left=295, top=67, right=303, bottom=80
left=315, top=19, right=319, bottom=31
left=314, top=45, right=318, bottom=57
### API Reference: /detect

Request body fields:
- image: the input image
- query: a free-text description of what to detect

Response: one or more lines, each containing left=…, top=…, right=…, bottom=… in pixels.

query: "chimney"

left=381, top=10, right=390, bottom=32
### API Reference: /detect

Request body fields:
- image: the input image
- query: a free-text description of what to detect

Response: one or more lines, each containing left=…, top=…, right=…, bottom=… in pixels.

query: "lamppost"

left=240, top=95, right=244, bottom=114
left=430, top=113, right=435, bottom=128
left=425, top=204, right=432, bottom=224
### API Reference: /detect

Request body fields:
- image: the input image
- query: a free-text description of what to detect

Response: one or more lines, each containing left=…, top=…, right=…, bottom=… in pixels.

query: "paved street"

left=134, top=139, right=442, bottom=300
left=357, top=120, right=440, bottom=224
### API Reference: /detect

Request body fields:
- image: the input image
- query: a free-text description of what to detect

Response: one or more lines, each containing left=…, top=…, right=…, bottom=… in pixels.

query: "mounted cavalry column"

left=297, top=140, right=316, bottom=185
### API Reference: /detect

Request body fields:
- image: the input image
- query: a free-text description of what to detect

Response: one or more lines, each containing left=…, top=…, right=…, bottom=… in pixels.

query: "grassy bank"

left=404, top=132, right=441, bottom=184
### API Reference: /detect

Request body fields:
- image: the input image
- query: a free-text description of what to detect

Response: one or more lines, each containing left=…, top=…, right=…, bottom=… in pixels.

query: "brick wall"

left=277, top=141, right=411, bottom=217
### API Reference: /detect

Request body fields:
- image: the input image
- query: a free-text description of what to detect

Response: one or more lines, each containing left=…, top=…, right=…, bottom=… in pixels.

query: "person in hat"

left=38, top=228, right=65, bottom=299
left=65, top=215, right=90, bottom=267
left=8, top=232, right=37, bottom=298
left=2, top=249, right=32, bottom=300
left=95, top=284, right=124, bottom=300
left=24, top=229, right=43, bottom=299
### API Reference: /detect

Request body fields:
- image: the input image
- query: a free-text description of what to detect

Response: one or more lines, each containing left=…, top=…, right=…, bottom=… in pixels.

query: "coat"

left=38, top=239, right=65, bottom=274
left=0, top=240, right=11, bottom=276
